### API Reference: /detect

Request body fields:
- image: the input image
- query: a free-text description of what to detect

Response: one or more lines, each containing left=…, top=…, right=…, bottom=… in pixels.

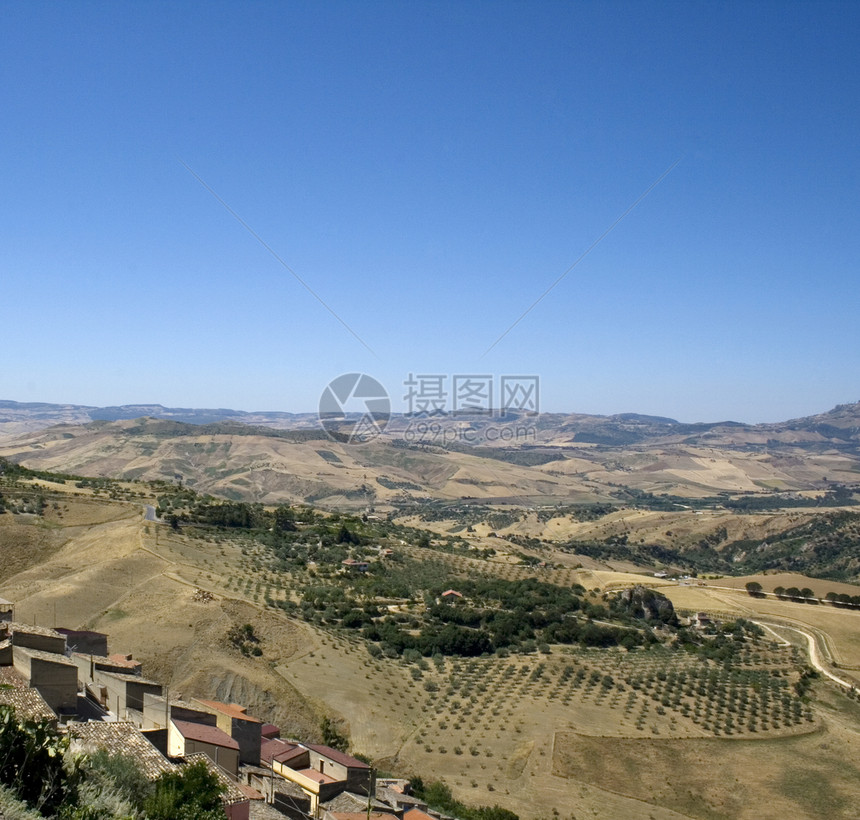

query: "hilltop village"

left=0, top=596, right=443, bottom=820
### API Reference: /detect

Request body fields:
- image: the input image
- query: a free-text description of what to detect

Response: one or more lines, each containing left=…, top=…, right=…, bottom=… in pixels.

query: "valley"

left=1, top=439, right=860, bottom=819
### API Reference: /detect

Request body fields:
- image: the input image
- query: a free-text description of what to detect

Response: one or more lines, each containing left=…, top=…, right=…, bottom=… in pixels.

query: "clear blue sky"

left=3, top=1, right=858, bottom=423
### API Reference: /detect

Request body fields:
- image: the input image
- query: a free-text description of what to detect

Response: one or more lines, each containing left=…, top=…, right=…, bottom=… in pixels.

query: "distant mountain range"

left=0, top=399, right=858, bottom=508
left=1, top=398, right=859, bottom=452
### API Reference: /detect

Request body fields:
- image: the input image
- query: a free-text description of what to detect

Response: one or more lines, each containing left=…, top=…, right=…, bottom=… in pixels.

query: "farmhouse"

left=341, top=558, right=369, bottom=572
left=690, top=611, right=713, bottom=629
left=440, top=589, right=463, bottom=605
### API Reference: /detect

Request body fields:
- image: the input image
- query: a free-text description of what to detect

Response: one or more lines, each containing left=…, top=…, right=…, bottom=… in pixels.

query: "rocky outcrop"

left=615, top=585, right=677, bottom=625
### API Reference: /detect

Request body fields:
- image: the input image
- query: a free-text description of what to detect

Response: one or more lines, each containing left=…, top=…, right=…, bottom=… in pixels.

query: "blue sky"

left=3, top=1, right=858, bottom=422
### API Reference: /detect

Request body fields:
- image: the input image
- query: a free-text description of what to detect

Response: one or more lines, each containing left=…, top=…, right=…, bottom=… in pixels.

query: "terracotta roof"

left=96, top=670, right=161, bottom=686
left=441, top=589, right=462, bottom=597
left=194, top=699, right=262, bottom=723
left=405, top=809, right=436, bottom=820
left=0, top=667, right=27, bottom=689
left=329, top=814, right=399, bottom=820
left=70, top=722, right=174, bottom=780
left=296, top=767, right=339, bottom=785
left=323, top=791, right=391, bottom=812
left=236, top=781, right=265, bottom=800
left=261, top=738, right=305, bottom=766
left=261, top=722, right=280, bottom=738
left=173, top=719, right=239, bottom=750
left=304, top=743, right=370, bottom=770
left=72, top=652, right=141, bottom=671
left=3, top=622, right=64, bottom=639
left=0, top=687, right=56, bottom=722
left=12, top=646, right=76, bottom=666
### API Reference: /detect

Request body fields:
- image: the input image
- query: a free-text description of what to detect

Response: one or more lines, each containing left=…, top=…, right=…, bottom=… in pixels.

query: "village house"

left=141, top=693, right=219, bottom=731
left=91, top=669, right=162, bottom=721
left=1, top=622, right=67, bottom=654
left=56, top=628, right=109, bottom=656
left=69, top=721, right=175, bottom=780
left=72, top=651, right=143, bottom=686
left=439, top=589, right=463, bottom=605
left=404, top=807, right=438, bottom=820
left=70, top=723, right=253, bottom=820
left=192, top=698, right=263, bottom=766
left=11, top=645, right=77, bottom=715
left=168, top=718, right=241, bottom=776
left=268, top=743, right=373, bottom=815
left=261, top=722, right=280, bottom=739
left=320, top=789, right=396, bottom=816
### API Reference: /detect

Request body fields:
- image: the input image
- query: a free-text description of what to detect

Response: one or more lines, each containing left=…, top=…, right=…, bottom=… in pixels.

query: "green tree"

left=321, top=717, right=349, bottom=752
left=273, top=505, right=296, bottom=532
left=745, top=581, right=763, bottom=597
left=0, top=706, right=77, bottom=816
left=143, top=759, right=225, bottom=820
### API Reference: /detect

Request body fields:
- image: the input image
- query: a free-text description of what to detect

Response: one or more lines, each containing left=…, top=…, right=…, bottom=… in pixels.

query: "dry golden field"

left=2, top=487, right=860, bottom=818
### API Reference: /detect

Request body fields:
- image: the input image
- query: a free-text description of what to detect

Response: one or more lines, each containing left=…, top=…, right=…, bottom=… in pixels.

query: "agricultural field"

left=2, top=460, right=860, bottom=818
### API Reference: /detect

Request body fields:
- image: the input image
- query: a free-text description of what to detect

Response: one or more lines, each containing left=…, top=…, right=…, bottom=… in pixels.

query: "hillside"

left=2, top=468, right=860, bottom=819
left=2, top=398, right=860, bottom=452
left=1, top=405, right=859, bottom=510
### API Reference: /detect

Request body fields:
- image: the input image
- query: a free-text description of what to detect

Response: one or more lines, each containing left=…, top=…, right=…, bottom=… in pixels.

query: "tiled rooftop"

left=194, top=699, right=262, bottom=723
left=305, top=743, right=370, bottom=770
left=261, top=738, right=304, bottom=766
left=173, top=718, right=239, bottom=750
left=328, top=813, right=399, bottom=820
left=296, top=767, right=339, bottom=785
left=2, top=622, right=64, bottom=639
left=70, top=721, right=174, bottom=780
left=0, top=687, right=56, bottom=722
left=0, top=667, right=27, bottom=689
left=96, top=670, right=161, bottom=686
left=73, top=652, right=141, bottom=670
left=12, top=646, right=76, bottom=666
left=404, top=808, right=436, bottom=820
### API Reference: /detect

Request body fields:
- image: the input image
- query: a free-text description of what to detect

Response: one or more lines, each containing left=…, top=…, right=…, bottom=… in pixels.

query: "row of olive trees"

left=746, top=581, right=860, bottom=608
